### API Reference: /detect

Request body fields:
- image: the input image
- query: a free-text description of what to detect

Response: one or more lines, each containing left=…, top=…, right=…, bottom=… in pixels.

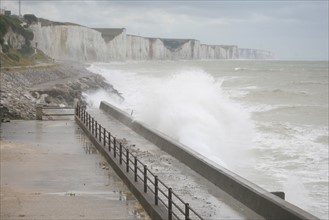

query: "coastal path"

left=0, top=120, right=149, bottom=219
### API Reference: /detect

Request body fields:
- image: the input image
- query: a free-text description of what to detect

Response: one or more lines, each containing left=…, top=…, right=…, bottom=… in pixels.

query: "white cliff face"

left=238, top=48, right=274, bottom=59
left=149, top=38, right=172, bottom=60
left=172, top=41, right=193, bottom=60
left=107, top=33, right=172, bottom=60
left=213, top=46, right=228, bottom=59
left=126, top=35, right=150, bottom=60
left=31, top=23, right=107, bottom=61
left=30, top=22, right=273, bottom=61
left=201, top=44, right=216, bottom=59
left=106, top=30, right=127, bottom=61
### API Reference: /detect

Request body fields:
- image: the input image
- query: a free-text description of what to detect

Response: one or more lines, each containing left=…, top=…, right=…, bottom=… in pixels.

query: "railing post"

left=99, top=124, right=101, bottom=142
left=88, top=114, right=90, bottom=130
left=88, top=115, right=91, bottom=130
left=85, top=111, right=87, bottom=125
left=81, top=108, right=85, bottom=124
left=144, top=165, right=147, bottom=193
left=114, top=137, right=117, bottom=158
left=155, top=176, right=158, bottom=205
left=126, top=149, right=129, bottom=172
left=103, top=127, right=106, bottom=146
left=168, top=188, right=173, bottom=220
left=95, top=121, right=98, bottom=138
left=108, top=132, right=111, bottom=152
left=91, top=118, right=94, bottom=134
left=185, top=203, right=190, bottom=220
left=134, top=156, right=138, bottom=182
left=119, top=143, right=123, bottom=165
left=75, top=104, right=79, bottom=117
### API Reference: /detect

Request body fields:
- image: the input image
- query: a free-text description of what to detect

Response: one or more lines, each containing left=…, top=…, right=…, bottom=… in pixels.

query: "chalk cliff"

left=238, top=48, right=274, bottom=60
left=31, top=23, right=273, bottom=61
left=31, top=23, right=108, bottom=61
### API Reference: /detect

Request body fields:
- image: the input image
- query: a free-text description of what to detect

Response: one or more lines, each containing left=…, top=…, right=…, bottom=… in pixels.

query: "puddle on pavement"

left=1, top=120, right=150, bottom=220
left=73, top=122, right=150, bottom=219
left=46, top=190, right=133, bottom=201
left=76, top=132, right=99, bottom=155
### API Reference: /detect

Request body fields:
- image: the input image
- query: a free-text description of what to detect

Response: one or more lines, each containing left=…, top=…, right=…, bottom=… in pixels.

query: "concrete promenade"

left=0, top=120, right=149, bottom=219
left=88, top=108, right=263, bottom=219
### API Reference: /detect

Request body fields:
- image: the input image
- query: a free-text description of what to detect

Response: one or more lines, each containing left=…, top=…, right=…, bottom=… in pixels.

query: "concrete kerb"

left=100, top=101, right=318, bottom=220
left=75, top=116, right=168, bottom=220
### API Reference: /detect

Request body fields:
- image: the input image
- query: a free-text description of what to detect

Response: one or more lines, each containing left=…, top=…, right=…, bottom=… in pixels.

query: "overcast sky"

left=1, top=0, right=328, bottom=60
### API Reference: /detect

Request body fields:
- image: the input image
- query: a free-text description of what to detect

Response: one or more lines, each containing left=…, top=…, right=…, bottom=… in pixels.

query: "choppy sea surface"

left=86, top=60, right=328, bottom=219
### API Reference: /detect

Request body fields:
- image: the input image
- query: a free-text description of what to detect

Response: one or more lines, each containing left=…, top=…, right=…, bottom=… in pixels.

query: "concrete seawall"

left=100, top=101, right=318, bottom=220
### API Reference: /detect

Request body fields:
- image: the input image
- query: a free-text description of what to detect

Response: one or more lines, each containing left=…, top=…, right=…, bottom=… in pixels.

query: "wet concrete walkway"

left=0, top=120, right=149, bottom=220
left=89, top=108, right=264, bottom=219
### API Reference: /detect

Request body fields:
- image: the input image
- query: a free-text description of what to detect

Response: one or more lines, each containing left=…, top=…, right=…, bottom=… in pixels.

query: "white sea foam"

left=86, top=61, right=328, bottom=219
left=87, top=65, right=255, bottom=169
left=224, top=90, right=250, bottom=98
left=251, top=122, right=328, bottom=217
left=234, top=67, right=248, bottom=71
left=82, top=89, right=122, bottom=108
left=245, top=104, right=277, bottom=113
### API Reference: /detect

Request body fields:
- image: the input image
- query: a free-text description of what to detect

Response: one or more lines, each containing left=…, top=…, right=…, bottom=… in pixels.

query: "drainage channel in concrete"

left=0, top=120, right=149, bottom=220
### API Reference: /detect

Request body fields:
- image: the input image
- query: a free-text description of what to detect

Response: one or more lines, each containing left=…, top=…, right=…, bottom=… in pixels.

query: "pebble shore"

left=0, top=61, right=121, bottom=120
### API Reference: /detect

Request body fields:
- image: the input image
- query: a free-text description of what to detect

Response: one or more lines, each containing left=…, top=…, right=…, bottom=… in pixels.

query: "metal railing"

left=76, top=105, right=203, bottom=220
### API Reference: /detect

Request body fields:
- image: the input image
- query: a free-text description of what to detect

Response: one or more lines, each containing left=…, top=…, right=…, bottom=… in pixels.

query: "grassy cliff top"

left=160, top=39, right=191, bottom=51
left=38, top=18, right=81, bottom=27
left=93, top=28, right=125, bottom=42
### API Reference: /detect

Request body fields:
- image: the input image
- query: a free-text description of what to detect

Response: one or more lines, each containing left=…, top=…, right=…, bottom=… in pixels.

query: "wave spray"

left=87, top=64, right=254, bottom=170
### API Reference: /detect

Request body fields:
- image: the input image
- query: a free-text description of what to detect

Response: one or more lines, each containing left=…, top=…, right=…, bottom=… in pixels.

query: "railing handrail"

left=75, top=105, right=203, bottom=220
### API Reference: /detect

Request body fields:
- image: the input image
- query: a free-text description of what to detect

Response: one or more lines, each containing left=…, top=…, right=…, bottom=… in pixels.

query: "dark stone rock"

left=1, top=118, right=11, bottom=122
left=1, top=62, right=122, bottom=119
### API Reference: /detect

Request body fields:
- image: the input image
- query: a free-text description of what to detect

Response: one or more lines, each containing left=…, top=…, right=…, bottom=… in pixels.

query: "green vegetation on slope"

left=1, top=48, right=53, bottom=70
left=23, top=14, right=38, bottom=25
left=38, top=17, right=80, bottom=27
left=0, top=14, right=52, bottom=68
left=0, top=15, right=34, bottom=50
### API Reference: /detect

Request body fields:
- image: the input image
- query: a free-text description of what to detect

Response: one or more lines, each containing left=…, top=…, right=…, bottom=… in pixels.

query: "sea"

left=85, top=60, right=328, bottom=219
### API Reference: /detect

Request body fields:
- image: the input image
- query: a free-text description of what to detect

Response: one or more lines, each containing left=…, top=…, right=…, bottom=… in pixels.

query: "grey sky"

left=1, top=0, right=328, bottom=60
